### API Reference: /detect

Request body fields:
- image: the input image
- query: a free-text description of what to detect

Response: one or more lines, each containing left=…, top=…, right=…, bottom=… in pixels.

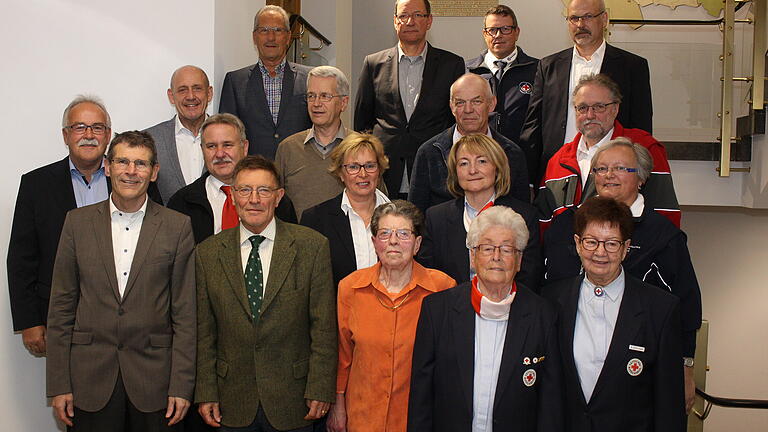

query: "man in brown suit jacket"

left=47, top=131, right=196, bottom=431
left=195, top=155, right=337, bottom=431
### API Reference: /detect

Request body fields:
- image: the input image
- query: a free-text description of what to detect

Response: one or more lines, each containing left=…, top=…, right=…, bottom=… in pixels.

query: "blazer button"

left=117, top=343, right=124, bottom=350
left=273, top=133, right=279, bottom=139
left=118, top=308, right=124, bottom=316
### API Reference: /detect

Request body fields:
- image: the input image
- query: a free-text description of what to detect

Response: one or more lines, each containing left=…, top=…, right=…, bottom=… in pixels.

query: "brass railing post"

left=720, top=0, right=736, bottom=177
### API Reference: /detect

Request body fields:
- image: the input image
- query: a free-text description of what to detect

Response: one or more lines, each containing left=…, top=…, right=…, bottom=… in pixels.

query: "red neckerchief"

left=479, top=200, right=494, bottom=213
left=471, top=275, right=517, bottom=316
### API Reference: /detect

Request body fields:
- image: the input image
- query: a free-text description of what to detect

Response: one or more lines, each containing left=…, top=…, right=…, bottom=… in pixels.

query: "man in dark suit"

left=8, top=96, right=112, bottom=357
left=47, top=131, right=196, bottom=431
left=145, top=65, right=213, bottom=203
left=354, top=0, right=465, bottom=196
left=519, top=0, right=652, bottom=184
left=195, top=155, right=336, bottom=431
left=409, top=73, right=529, bottom=212
left=219, top=5, right=311, bottom=160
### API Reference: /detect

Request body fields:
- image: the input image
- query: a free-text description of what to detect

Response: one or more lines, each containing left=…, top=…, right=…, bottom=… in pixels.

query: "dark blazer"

left=354, top=44, right=465, bottom=195
left=408, top=282, right=563, bottom=432
left=519, top=44, right=652, bottom=183
left=195, top=221, right=337, bottom=429
left=409, top=125, right=530, bottom=213
left=7, top=157, right=162, bottom=332
left=542, top=275, right=685, bottom=432
left=219, top=61, right=312, bottom=159
left=167, top=172, right=297, bottom=244
left=144, top=116, right=192, bottom=204
left=46, top=199, right=196, bottom=412
left=417, top=195, right=543, bottom=291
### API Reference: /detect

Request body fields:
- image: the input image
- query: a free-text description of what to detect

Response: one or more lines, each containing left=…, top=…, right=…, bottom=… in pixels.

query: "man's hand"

left=304, top=399, right=330, bottom=421
left=22, top=325, right=46, bottom=356
left=326, top=393, right=347, bottom=432
left=198, top=402, right=222, bottom=427
left=165, top=396, right=190, bottom=426
left=52, top=393, right=74, bottom=427
left=684, top=365, right=695, bottom=414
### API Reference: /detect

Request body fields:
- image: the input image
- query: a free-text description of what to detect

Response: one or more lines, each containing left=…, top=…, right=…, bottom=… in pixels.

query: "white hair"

left=466, top=206, right=528, bottom=250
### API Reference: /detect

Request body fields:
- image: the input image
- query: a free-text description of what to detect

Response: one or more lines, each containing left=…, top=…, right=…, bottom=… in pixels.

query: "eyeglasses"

left=375, top=228, right=415, bottom=241
left=305, top=92, right=345, bottom=102
left=65, top=123, right=109, bottom=135
left=451, top=98, right=485, bottom=109
left=483, top=25, right=517, bottom=37
left=343, top=162, right=378, bottom=175
left=109, top=157, right=153, bottom=171
left=592, top=166, right=638, bottom=176
left=255, top=26, right=289, bottom=35
left=574, top=102, right=617, bottom=115
left=233, top=185, right=280, bottom=198
left=395, top=12, right=429, bottom=23
left=579, top=237, right=625, bottom=253
left=473, top=244, right=520, bottom=257
left=566, top=10, right=605, bottom=24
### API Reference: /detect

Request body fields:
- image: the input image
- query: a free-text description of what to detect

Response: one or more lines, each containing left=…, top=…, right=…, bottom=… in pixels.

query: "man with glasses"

left=520, top=0, right=652, bottom=184
left=466, top=5, right=538, bottom=147
left=354, top=0, right=465, bottom=197
left=535, top=74, right=679, bottom=230
left=195, top=155, right=336, bottom=432
left=47, top=131, right=196, bottom=432
left=219, top=5, right=311, bottom=159
left=7, top=96, right=162, bottom=357
left=275, top=66, right=354, bottom=219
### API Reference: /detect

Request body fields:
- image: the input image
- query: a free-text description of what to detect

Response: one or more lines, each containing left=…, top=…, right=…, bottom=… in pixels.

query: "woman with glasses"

left=301, top=132, right=390, bottom=286
left=328, top=200, right=455, bottom=432
left=543, top=137, right=701, bottom=413
left=417, top=133, right=543, bottom=290
left=541, top=196, right=686, bottom=432
left=409, top=206, right=562, bottom=431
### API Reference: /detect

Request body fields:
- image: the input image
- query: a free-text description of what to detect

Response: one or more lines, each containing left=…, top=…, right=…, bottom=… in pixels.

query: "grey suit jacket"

left=46, top=199, right=196, bottom=413
left=219, top=61, right=312, bottom=159
left=144, top=117, right=188, bottom=204
left=195, top=220, right=337, bottom=429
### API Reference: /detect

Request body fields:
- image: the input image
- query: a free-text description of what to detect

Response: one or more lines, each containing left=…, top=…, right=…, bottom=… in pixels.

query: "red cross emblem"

left=519, top=82, right=532, bottom=94
left=627, top=358, right=643, bottom=376
left=522, top=368, right=536, bottom=387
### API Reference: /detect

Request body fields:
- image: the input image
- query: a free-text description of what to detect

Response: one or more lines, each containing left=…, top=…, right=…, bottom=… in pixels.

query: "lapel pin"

left=629, top=345, right=645, bottom=352
left=523, top=368, right=536, bottom=387
left=594, top=286, right=604, bottom=297
left=627, top=358, right=643, bottom=376
left=532, top=357, right=538, bottom=364
left=523, top=357, right=531, bottom=365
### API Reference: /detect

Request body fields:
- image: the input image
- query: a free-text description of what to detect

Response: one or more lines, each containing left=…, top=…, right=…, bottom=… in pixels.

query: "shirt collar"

left=350, top=261, right=442, bottom=293
left=464, top=192, right=496, bottom=218
left=452, top=126, right=493, bottom=145
left=629, top=193, right=645, bottom=217
left=258, top=58, right=287, bottom=76
left=398, top=42, right=428, bottom=61
left=239, top=217, right=276, bottom=246
left=340, top=188, right=390, bottom=216
left=69, top=157, right=105, bottom=176
left=582, top=267, right=625, bottom=302
left=174, top=114, right=206, bottom=137
left=483, top=47, right=518, bottom=70
left=577, top=127, right=614, bottom=158
left=573, top=39, right=606, bottom=64
left=206, top=173, right=227, bottom=191
left=303, top=122, right=346, bottom=145
left=109, top=192, right=148, bottom=217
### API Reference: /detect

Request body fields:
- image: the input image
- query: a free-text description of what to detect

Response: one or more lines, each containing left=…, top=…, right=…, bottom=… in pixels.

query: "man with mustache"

left=168, top=113, right=296, bottom=245
left=535, top=74, right=679, bottom=230
left=519, top=0, right=652, bottom=184
left=219, top=5, right=312, bottom=160
left=145, top=65, right=213, bottom=204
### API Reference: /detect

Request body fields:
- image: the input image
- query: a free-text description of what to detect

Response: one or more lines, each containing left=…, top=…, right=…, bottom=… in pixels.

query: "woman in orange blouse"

left=327, top=200, right=456, bottom=432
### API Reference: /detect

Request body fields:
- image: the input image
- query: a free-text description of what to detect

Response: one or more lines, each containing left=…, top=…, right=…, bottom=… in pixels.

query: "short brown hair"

left=574, top=196, right=634, bottom=241
left=446, top=134, right=510, bottom=198
left=106, top=131, right=157, bottom=165
left=328, top=132, right=389, bottom=180
left=233, top=155, right=282, bottom=188
left=484, top=4, right=517, bottom=27
left=370, top=200, right=425, bottom=237
left=572, top=73, right=623, bottom=104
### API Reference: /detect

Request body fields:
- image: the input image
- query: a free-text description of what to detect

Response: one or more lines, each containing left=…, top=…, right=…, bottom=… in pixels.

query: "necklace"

left=375, top=291, right=411, bottom=311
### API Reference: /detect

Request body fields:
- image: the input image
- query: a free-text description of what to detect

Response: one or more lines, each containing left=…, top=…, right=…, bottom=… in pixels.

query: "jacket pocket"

left=149, top=333, right=172, bottom=347
left=293, top=358, right=309, bottom=379
left=216, top=359, right=229, bottom=378
left=71, top=331, right=93, bottom=345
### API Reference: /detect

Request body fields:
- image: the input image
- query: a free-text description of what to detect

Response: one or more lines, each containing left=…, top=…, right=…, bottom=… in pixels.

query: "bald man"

left=145, top=65, right=214, bottom=203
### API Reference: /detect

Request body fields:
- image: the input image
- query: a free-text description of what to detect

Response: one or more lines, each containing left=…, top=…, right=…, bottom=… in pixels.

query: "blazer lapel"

left=218, top=228, right=252, bottom=318
left=122, top=200, right=162, bottom=300
left=451, top=286, right=477, bottom=415
left=447, top=199, right=470, bottom=278
left=411, top=43, right=437, bottom=119
left=493, top=290, right=532, bottom=410
left=276, top=63, right=296, bottom=128
left=53, top=157, right=78, bottom=211
left=246, top=65, right=275, bottom=126
left=261, top=220, right=297, bottom=313
left=92, top=201, right=121, bottom=303
left=561, top=277, right=588, bottom=407
left=384, top=47, right=408, bottom=124
left=329, top=200, right=355, bottom=260
left=553, top=51, right=572, bottom=122
left=162, top=118, right=186, bottom=187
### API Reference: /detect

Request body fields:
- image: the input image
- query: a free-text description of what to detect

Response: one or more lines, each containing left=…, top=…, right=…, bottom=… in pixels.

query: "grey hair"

left=254, top=5, right=290, bottom=31
left=201, top=113, right=247, bottom=142
left=591, top=137, right=653, bottom=184
left=450, top=73, right=493, bottom=101
left=466, top=206, right=528, bottom=251
left=370, top=200, right=425, bottom=237
left=568, top=0, right=606, bottom=12
left=572, top=73, right=622, bottom=104
left=62, top=95, right=111, bottom=128
left=307, top=66, right=350, bottom=97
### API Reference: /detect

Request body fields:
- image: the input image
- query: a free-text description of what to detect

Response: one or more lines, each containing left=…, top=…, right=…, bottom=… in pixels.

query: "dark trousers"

left=220, top=406, right=313, bottom=432
left=68, top=373, right=181, bottom=432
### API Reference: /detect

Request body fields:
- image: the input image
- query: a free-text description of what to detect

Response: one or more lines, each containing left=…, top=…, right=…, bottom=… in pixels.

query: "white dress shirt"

left=340, top=189, right=390, bottom=270
left=174, top=116, right=205, bottom=185
left=205, top=175, right=228, bottom=235
left=565, top=41, right=607, bottom=145
left=576, top=126, right=614, bottom=186
left=452, top=126, right=493, bottom=145
left=110, top=195, right=148, bottom=298
left=629, top=194, right=645, bottom=217
left=239, top=218, right=277, bottom=291
left=483, top=47, right=518, bottom=78
left=573, top=268, right=626, bottom=402
left=472, top=314, right=509, bottom=432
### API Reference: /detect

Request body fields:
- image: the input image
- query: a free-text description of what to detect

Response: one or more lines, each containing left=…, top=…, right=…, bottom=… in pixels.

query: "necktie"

left=491, top=60, right=508, bottom=95
left=220, top=185, right=239, bottom=230
left=244, top=235, right=266, bottom=321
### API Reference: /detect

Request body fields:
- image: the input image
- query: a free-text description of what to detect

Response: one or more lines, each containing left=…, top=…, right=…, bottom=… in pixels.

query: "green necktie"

left=244, top=235, right=266, bottom=321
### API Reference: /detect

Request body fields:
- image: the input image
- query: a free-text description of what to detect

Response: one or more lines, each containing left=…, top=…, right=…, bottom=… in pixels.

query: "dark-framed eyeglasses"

left=305, top=92, right=345, bottom=102
left=65, top=123, right=109, bottom=135
left=579, top=237, right=625, bottom=253
left=592, top=166, right=638, bottom=176
left=233, top=185, right=280, bottom=198
left=343, top=162, right=378, bottom=175
left=255, top=26, right=289, bottom=35
left=574, top=102, right=617, bottom=115
left=375, top=228, right=415, bottom=241
left=109, top=157, right=153, bottom=171
left=395, top=12, right=430, bottom=23
left=474, top=244, right=520, bottom=257
left=566, top=10, right=606, bottom=24
left=483, top=25, right=517, bottom=37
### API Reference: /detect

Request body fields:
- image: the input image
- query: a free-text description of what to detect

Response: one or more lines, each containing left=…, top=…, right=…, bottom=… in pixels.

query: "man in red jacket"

left=536, top=73, right=679, bottom=229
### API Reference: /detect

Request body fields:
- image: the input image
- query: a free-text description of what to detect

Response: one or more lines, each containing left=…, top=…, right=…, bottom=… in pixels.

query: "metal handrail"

left=693, top=387, right=768, bottom=420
